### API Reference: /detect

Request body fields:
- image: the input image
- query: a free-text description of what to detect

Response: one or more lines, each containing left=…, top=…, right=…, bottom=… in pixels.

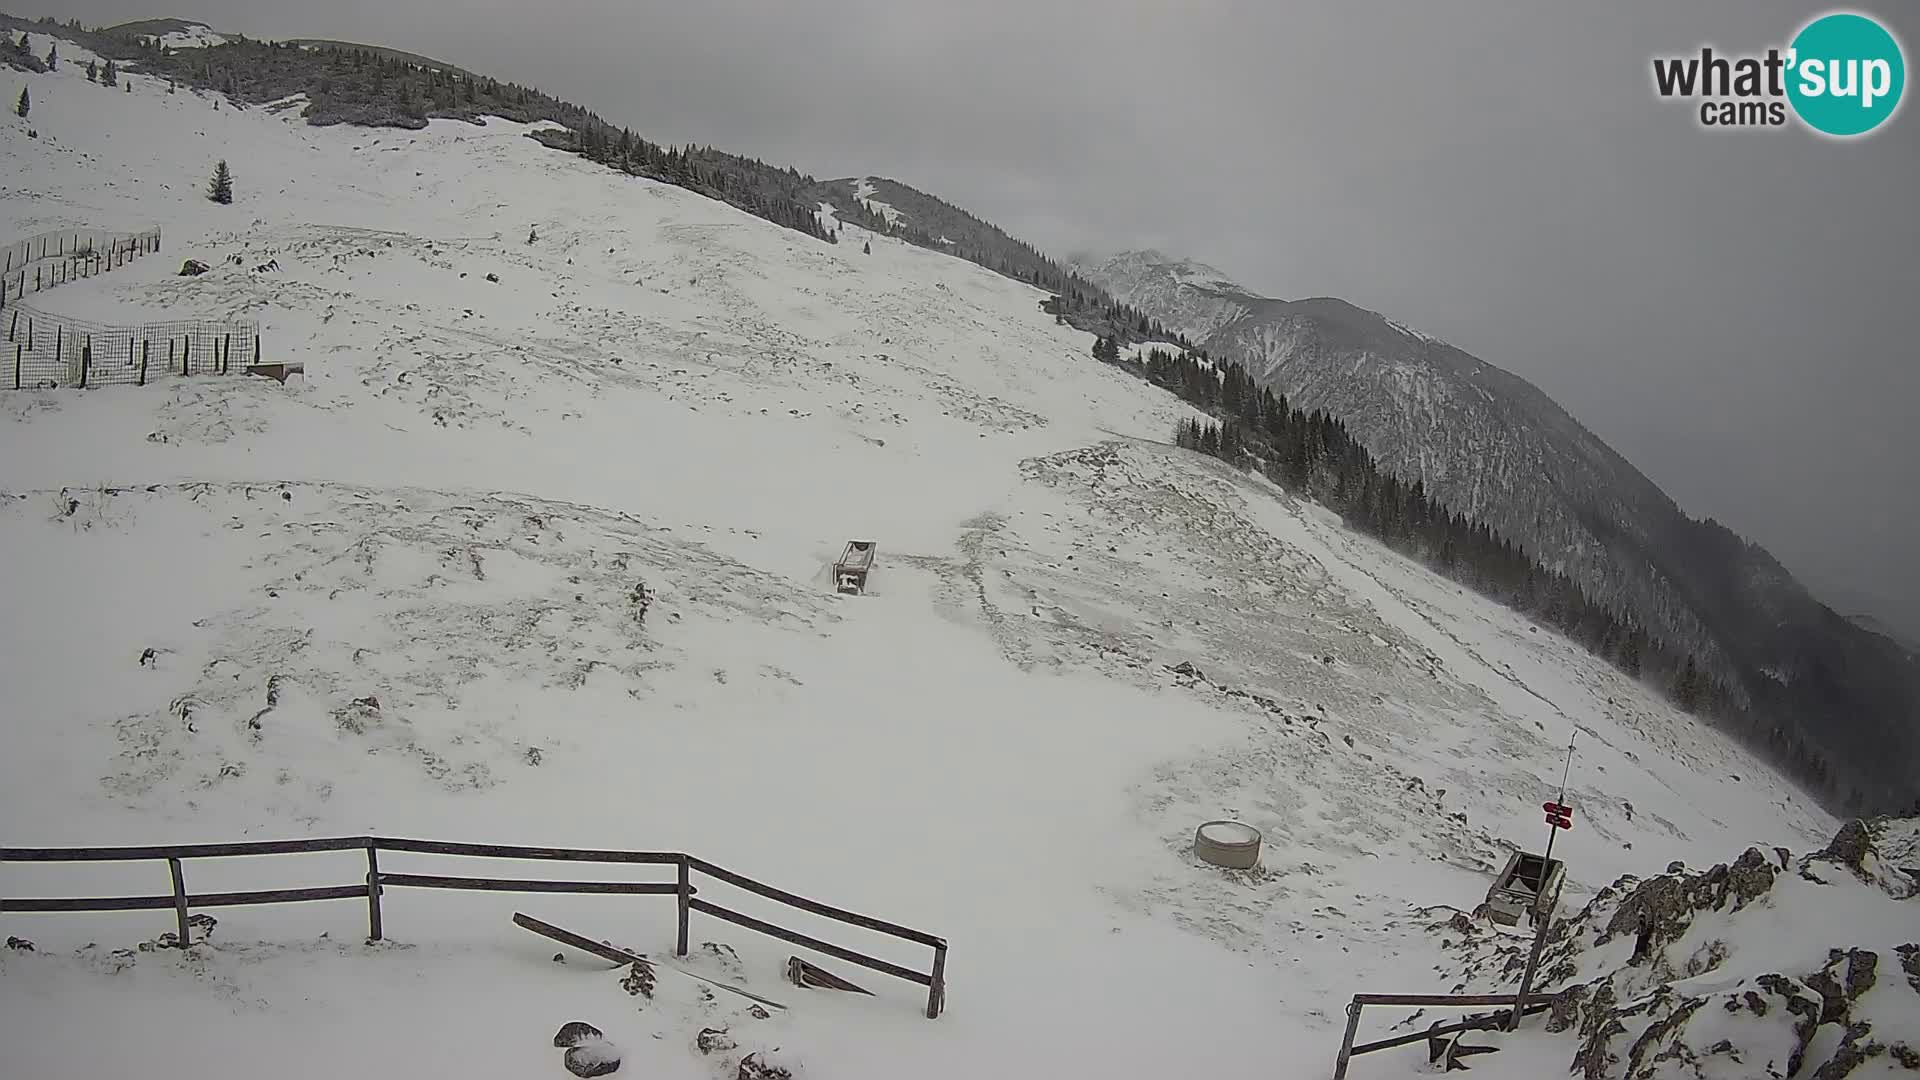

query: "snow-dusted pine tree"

left=208, top=160, right=234, bottom=205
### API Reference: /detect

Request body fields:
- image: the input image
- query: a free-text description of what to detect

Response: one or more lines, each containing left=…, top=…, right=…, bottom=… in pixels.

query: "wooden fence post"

left=676, top=857, right=691, bottom=958
left=139, top=341, right=148, bottom=387
left=168, top=858, right=191, bottom=948
left=365, top=844, right=384, bottom=941
left=13, top=342, right=20, bottom=390
left=80, top=342, right=90, bottom=389
left=223, top=333, right=232, bottom=374
left=253, top=335, right=261, bottom=366
left=926, top=943, right=948, bottom=1019
left=53, top=323, right=60, bottom=361
left=1332, top=999, right=1362, bottom=1080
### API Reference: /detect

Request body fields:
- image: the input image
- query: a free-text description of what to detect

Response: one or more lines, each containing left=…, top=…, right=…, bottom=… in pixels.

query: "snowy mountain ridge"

left=1076, top=249, right=1920, bottom=814
left=0, top=26, right=1888, bottom=1080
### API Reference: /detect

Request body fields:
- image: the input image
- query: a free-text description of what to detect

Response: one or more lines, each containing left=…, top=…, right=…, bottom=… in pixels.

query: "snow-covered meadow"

left=0, top=37, right=1853, bottom=1080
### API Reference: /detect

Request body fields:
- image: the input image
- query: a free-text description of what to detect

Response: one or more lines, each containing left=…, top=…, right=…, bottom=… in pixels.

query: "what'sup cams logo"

left=1652, top=10, right=1905, bottom=137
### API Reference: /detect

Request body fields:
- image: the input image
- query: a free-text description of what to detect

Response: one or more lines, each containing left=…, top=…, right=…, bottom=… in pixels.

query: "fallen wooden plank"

left=659, top=957, right=789, bottom=1011
left=788, top=955, right=874, bottom=995
left=512, top=912, right=786, bottom=1011
left=513, top=912, right=655, bottom=973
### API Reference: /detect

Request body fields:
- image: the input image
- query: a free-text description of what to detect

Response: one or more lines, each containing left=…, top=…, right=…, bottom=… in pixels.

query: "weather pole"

left=1510, top=730, right=1576, bottom=1030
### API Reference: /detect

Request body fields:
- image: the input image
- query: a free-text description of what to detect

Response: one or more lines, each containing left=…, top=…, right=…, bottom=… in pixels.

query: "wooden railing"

left=1331, top=992, right=1555, bottom=1078
left=0, top=836, right=947, bottom=1018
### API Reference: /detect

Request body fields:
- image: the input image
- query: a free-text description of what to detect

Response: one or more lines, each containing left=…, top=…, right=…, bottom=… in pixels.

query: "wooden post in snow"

left=168, top=858, right=191, bottom=947
left=365, top=844, right=384, bottom=941
left=927, top=944, right=947, bottom=1019
left=676, top=857, right=691, bottom=958
left=80, top=343, right=90, bottom=388
left=139, top=339, right=149, bottom=386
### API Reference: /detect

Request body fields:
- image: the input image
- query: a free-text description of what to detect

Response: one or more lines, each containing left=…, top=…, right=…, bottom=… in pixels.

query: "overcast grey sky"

left=33, top=1, right=1920, bottom=636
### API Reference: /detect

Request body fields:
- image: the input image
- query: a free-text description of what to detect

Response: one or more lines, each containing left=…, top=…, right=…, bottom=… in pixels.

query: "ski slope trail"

left=1, top=41, right=1832, bottom=1079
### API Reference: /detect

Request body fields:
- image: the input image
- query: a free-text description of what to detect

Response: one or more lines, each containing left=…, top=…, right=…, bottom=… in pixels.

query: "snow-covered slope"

left=1075, top=250, right=1920, bottom=815
left=0, top=41, right=1846, bottom=1080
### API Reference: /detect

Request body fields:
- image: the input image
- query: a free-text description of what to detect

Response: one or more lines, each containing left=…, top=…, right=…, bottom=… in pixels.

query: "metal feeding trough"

left=834, top=540, right=876, bottom=595
left=1485, top=851, right=1566, bottom=927
left=1193, top=820, right=1262, bottom=870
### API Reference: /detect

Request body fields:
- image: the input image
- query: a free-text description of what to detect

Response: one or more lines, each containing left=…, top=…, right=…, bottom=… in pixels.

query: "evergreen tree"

left=44, top=42, right=55, bottom=70
left=1672, top=656, right=1704, bottom=712
left=102, top=60, right=117, bottom=87
left=87, top=59, right=98, bottom=82
left=13, top=85, right=26, bottom=119
left=862, top=240, right=871, bottom=255
left=208, top=160, right=234, bottom=204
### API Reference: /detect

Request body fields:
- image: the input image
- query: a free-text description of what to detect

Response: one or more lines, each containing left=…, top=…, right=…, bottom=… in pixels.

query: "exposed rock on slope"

left=1436, top=816, right=1920, bottom=1078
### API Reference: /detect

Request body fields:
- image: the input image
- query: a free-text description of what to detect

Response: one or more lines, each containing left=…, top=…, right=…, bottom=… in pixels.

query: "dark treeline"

left=808, top=179, right=1187, bottom=345
left=5, top=18, right=837, bottom=245
left=1116, top=340, right=1850, bottom=804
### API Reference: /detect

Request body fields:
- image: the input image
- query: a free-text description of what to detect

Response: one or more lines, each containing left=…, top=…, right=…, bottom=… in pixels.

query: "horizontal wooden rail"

left=689, top=897, right=932, bottom=986
left=1351, top=993, right=1552, bottom=1007
left=0, top=837, right=367, bottom=861
left=1333, top=991, right=1564, bottom=1078
left=3, top=885, right=367, bottom=913
left=1347, top=1002, right=1552, bottom=1057
left=378, top=873, right=683, bottom=896
left=687, top=856, right=945, bottom=948
left=372, top=838, right=683, bottom=864
left=1, top=837, right=946, bottom=1018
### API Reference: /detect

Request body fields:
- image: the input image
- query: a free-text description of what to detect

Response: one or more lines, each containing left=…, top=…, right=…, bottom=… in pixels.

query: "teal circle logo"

left=1787, top=12, right=1905, bottom=136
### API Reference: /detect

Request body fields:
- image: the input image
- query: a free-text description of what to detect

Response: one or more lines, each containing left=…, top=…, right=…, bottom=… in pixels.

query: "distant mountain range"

left=1075, top=250, right=1920, bottom=813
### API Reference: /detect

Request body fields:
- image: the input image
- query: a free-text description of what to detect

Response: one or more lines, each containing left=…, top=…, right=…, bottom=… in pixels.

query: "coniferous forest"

left=1100, top=340, right=1849, bottom=803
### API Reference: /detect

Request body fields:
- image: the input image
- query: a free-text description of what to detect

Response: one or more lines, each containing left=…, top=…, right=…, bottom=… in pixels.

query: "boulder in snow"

left=696, top=1027, right=736, bottom=1055
left=563, top=1039, right=621, bottom=1077
left=179, top=259, right=210, bottom=276
left=552, top=1021, right=603, bottom=1048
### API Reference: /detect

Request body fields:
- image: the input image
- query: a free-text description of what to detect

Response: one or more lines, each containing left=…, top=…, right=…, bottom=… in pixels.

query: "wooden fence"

left=6, top=304, right=262, bottom=390
left=1330, top=992, right=1557, bottom=1078
left=0, top=227, right=163, bottom=306
left=0, top=836, right=947, bottom=1018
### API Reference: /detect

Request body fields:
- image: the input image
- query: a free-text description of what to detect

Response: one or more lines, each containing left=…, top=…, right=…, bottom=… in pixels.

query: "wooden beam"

left=687, top=856, right=944, bottom=948
left=167, top=858, right=190, bottom=947
left=380, top=872, right=679, bottom=895
left=690, top=897, right=931, bottom=986
left=514, top=912, right=656, bottom=967
left=0, top=837, right=369, bottom=862
left=514, top=912, right=788, bottom=1011
left=788, top=955, right=874, bottom=995
left=376, top=837, right=681, bottom=864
